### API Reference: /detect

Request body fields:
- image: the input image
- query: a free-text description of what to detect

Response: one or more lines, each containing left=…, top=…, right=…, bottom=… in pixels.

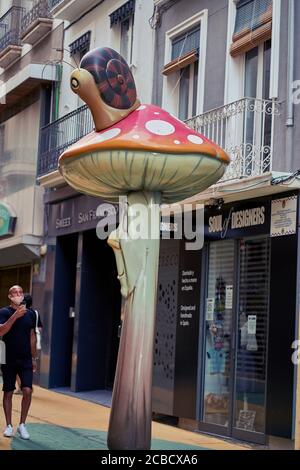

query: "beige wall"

left=0, top=98, right=40, bottom=197
left=0, top=97, right=44, bottom=244
left=0, top=185, right=44, bottom=242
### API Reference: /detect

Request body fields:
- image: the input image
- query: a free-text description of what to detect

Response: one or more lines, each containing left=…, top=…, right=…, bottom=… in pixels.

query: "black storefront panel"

left=153, top=236, right=202, bottom=420
left=173, top=242, right=202, bottom=420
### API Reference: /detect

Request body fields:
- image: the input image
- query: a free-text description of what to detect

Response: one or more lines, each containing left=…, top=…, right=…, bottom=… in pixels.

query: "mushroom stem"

left=107, top=191, right=161, bottom=450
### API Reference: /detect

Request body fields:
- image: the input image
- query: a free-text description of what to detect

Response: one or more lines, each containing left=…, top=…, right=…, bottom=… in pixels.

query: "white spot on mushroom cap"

left=133, top=134, right=140, bottom=139
left=187, top=134, right=204, bottom=145
left=174, top=140, right=181, bottom=144
left=145, top=120, right=175, bottom=136
left=96, top=128, right=121, bottom=142
left=137, top=105, right=146, bottom=110
left=154, top=112, right=160, bottom=115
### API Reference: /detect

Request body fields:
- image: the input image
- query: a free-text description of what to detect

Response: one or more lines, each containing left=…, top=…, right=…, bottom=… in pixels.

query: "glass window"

left=172, top=26, right=200, bottom=60
left=234, top=0, right=272, bottom=36
left=178, top=62, right=198, bottom=121
left=203, top=240, right=235, bottom=427
left=120, top=15, right=134, bottom=64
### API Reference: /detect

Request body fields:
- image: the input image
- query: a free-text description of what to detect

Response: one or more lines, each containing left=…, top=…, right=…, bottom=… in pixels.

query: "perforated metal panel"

left=153, top=239, right=180, bottom=415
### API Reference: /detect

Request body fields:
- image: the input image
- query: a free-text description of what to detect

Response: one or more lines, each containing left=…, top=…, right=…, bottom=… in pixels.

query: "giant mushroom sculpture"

left=59, top=47, right=230, bottom=450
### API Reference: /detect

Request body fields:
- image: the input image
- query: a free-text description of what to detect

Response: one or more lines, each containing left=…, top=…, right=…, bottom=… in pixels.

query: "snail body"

left=70, top=47, right=140, bottom=131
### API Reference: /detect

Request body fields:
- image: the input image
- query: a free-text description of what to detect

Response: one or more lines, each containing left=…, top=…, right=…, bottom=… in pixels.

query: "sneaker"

left=3, top=424, right=13, bottom=438
left=17, top=423, right=30, bottom=440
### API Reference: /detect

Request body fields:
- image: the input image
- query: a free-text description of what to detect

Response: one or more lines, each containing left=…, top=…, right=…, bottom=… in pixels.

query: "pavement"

left=0, top=386, right=251, bottom=451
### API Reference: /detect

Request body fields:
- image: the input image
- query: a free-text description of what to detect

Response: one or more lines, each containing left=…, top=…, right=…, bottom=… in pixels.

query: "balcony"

left=21, top=0, right=53, bottom=46
left=38, top=105, right=93, bottom=183
left=49, top=0, right=100, bottom=22
left=0, top=6, right=24, bottom=69
left=186, top=97, right=280, bottom=182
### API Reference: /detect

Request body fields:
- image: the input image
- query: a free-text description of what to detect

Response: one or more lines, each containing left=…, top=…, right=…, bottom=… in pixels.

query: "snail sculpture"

left=59, top=47, right=230, bottom=450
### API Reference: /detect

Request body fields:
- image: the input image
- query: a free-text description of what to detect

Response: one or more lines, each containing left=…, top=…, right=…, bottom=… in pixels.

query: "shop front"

left=38, top=191, right=121, bottom=393
left=153, top=190, right=299, bottom=445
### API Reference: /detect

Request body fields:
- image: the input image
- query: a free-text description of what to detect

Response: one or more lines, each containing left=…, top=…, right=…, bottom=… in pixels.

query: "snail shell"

left=80, top=47, right=137, bottom=110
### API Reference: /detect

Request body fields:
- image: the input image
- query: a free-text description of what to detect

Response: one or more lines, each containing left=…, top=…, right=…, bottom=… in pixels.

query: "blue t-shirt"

left=0, top=307, right=36, bottom=363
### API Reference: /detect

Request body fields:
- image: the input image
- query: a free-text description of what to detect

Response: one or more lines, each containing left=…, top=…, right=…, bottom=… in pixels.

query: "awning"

left=109, top=0, right=135, bottom=27
left=69, top=31, right=91, bottom=56
left=178, top=172, right=300, bottom=207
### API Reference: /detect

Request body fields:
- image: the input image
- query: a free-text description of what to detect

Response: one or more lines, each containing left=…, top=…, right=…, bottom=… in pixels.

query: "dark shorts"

left=1, top=358, right=33, bottom=392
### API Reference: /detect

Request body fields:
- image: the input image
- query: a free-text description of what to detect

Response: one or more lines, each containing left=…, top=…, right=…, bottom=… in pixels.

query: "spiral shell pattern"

left=80, top=47, right=137, bottom=109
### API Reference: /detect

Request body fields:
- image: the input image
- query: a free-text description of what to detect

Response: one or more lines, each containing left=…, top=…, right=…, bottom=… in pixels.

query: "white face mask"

left=10, top=296, right=24, bottom=306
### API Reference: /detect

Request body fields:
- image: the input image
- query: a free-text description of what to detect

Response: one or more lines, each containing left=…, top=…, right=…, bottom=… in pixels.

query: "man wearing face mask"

left=0, top=285, right=37, bottom=440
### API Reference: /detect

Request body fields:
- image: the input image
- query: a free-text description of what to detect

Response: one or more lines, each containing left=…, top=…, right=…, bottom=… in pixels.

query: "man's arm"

left=0, top=305, right=26, bottom=336
left=31, top=329, right=38, bottom=372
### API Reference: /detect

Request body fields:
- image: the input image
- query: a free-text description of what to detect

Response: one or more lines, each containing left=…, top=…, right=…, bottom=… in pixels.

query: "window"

left=178, top=60, right=198, bottom=121
left=69, top=32, right=91, bottom=107
left=120, top=15, right=134, bottom=64
left=230, top=0, right=272, bottom=56
left=110, top=0, right=135, bottom=64
left=162, top=11, right=207, bottom=119
left=243, top=39, right=272, bottom=174
left=163, top=25, right=200, bottom=120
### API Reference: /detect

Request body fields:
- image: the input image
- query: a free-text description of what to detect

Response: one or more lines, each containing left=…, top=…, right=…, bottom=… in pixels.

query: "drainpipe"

left=285, top=0, right=294, bottom=171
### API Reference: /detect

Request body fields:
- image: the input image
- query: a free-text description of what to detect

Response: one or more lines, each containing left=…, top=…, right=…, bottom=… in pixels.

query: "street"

left=0, top=386, right=248, bottom=451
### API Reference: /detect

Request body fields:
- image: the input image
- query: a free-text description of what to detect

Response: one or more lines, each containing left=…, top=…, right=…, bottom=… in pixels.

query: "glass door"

left=200, top=237, right=270, bottom=444
left=202, top=240, right=235, bottom=434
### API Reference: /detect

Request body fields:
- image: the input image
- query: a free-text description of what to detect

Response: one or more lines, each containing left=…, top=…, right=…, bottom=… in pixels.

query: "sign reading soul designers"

left=205, top=199, right=271, bottom=240
left=0, top=203, right=16, bottom=238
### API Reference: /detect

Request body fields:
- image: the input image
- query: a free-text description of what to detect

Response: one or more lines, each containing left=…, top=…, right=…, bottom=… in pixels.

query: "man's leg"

left=18, top=364, right=33, bottom=424
left=1, top=364, right=16, bottom=426
left=3, top=391, right=14, bottom=426
left=20, top=387, right=32, bottom=424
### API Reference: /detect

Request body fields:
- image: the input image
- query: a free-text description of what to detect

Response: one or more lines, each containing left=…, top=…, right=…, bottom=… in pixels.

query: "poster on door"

left=247, top=315, right=257, bottom=335
left=206, top=298, right=215, bottom=321
left=225, top=285, right=233, bottom=309
left=270, top=196, right=297, bottom=237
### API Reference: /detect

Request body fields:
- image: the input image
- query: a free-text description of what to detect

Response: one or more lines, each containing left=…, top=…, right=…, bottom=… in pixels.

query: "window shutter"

left=230, top=0, right=272, bottom=57
left=162, top=26, right=200, bottom=76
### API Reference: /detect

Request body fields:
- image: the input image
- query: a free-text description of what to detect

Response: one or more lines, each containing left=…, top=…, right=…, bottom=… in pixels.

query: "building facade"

left=35, top=0, right=156, bottom=392
left=151, top=0, right=300, bottom=448
left=14, top=0, right=298, bottom=448
left=0, top=0, right=63, bottom=307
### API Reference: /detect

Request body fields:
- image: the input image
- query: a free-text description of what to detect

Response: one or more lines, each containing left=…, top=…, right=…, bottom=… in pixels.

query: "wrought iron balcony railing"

left=21, top=0, right=51, bottom=35
left=38, top=97, right=279, bottom=183
left=186, top=97, right=280, bottom=181
left=38, top=105, right=93, bottom=177
left=0, top=6, right=24, bottom=53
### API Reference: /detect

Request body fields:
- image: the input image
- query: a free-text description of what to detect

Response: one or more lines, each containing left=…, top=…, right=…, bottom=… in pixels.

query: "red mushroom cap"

left=59, top=104, right=229, bottom=164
